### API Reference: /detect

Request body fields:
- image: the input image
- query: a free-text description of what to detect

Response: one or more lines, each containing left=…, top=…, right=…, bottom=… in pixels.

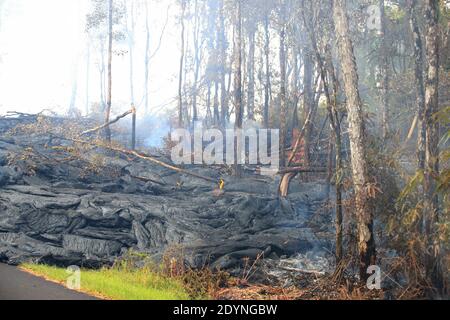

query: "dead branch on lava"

left=80, top=108, right=134, bottom=136
left=58, top=136, right=219, bottom=186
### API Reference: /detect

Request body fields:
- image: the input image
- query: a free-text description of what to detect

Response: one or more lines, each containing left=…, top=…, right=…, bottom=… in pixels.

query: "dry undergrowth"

left=216, top=280, right=306, bottom=300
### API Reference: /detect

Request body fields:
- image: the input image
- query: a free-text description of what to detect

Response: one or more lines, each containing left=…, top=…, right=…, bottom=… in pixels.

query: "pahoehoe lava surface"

left=0, top=121, right=332, bottom=272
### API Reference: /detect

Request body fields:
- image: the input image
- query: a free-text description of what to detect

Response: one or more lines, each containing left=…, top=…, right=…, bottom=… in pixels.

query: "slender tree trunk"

left=408, top=0, right=426, bottom=171
left=105, top=0, right=113, bottom=143
left=219, top=0, right=228, bottom=127
left=379, top=0, right=389, bottom=140
left=326, top=49, right=344, bottom=265
left=301, top=3, right=316, bottom=177
left=234, top=0, right=243, bottom=177
left=86, top=42, right=90, bottom=115
left=144, top=1, right=150, bottom=114
left=441, top=21, right=450, bottom=69
left=213, top=81, right=220, bottom=124
left=423, top=0, right=443, bottom=292
left=292, top=46, right=300, bottom=125
left=206, top=81, right=212, bottom=125
left=264, top=13, right=271, bottom=128
left=302, top=48, right=313, bottom=169
left=247, top=27, right=256, bottom=121
left=192, top=0, right=200, bottom=124
left=279, top=6, right=287, bottom=169
left=131, top=104, right=136, bottom=150
left=100, top=42, right=106, bottom=110
left=69, top=77, right=78, bottom=115
left=178, top=0, right=186, bottom=128
left=127, top=1, right=135, bottom=105
left=333, top=0, right=376, bottom=281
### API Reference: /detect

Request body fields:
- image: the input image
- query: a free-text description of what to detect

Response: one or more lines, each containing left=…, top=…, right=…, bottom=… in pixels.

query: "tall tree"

left=326, top=47, right=344, bottom=264
left=205, top=0, right=219, bottom=125
left=379, top=0, right=389, bottom=140
left=302, top=47, right=313, bottom=169
left=99, top=42, right=106, bottom=109
left=85, top=42, right=91, bottom=115
left=69, top=74, right=79, bottom=115
left=234, top=0, right=243, bottom=177
left=247, top=23, right=256, bottom=121
left=104, top=0, right=114, bottom=143
left=144, top=1, right=150, bottom=114
left=332, top=0, right=376, bottom=281
left=178, top=0, right=187, bottom=127
left=303, top=1, right=344, bottom=263
left=125, top=0, right=136, bottom=105
left=300, top=1, right=316, bottom=173
left=219, top=0, right=229, bottom=127
left=86, top=0, right=125, bottom=139
left=279, top=1, right=287, bottom=168
left=407, top=0, right=426, bottom=171
left=192, top=0, right=201, bottom=124
left=263, top=11, right=271, bottom=128
left=423, top=0, right=443, bottom=291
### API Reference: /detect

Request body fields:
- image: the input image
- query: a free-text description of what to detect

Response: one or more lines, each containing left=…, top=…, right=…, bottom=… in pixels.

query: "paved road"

left=0, top=263, right=98, bottom=300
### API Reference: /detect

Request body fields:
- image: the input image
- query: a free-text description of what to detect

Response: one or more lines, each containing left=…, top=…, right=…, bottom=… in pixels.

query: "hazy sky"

left=0, top=0, right=180, bottom=116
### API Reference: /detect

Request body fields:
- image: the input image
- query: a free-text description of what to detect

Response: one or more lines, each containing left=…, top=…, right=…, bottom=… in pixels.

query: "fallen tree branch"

left=58, top=136, right=219, bottom=185
left=129, top=174, right=167, bottom=186
left=278, top=167, right=327, bottom=175
left=81, top=109, right=134, bottom=136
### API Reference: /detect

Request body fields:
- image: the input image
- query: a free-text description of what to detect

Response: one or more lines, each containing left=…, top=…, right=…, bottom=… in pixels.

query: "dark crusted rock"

left=0, top=132, right=332, bottom=269
left=132, top=221, right=152, bottom=250
left=62, top=235, right=122, bottom=257
left=0, top=169, right=8, bottom=187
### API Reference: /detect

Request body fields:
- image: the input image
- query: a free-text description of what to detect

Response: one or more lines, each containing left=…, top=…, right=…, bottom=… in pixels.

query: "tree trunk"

left=214, top=81, right=220, bottom=125
left=379, top=0, right=389, bottom=140
left=279, top=6, right=287, bottom=169
left=131, top=104, right=136, bottom=150
left=219, top=0, right=228, bottom=127
left=327, top=54, right=344, bottom=264
left=408, top=0, right=426, bottom=172
left=86, top=42, right=90, bottom=115
left=127, top=1, right=135, bottom=105
left=292, top=46, right=300, bottom=127
left=423, top=0, right=443, bottom=292
left=104, top=0, right=113, bottom=143
left=144, top=1, right=150, bottom=114
left=279, top=173, right=296, bottom=197
left=206, top=81, right=212, bottom=125
left=192, top=0, right=200, bottom=124
left=264, top=13, right=271, bottom=128
left=441, top=21, right=450, bottom=69
left=302, top=47, right=313, bottom=170
left=247, top=27, right=256, bottom=121
left=333, top=0, right=376, bottom=281
left=234, top=0, right=243, bottom=177
left=69, top=76, right=78, bottom=115
left=178, top=0, right=186, bottom=128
